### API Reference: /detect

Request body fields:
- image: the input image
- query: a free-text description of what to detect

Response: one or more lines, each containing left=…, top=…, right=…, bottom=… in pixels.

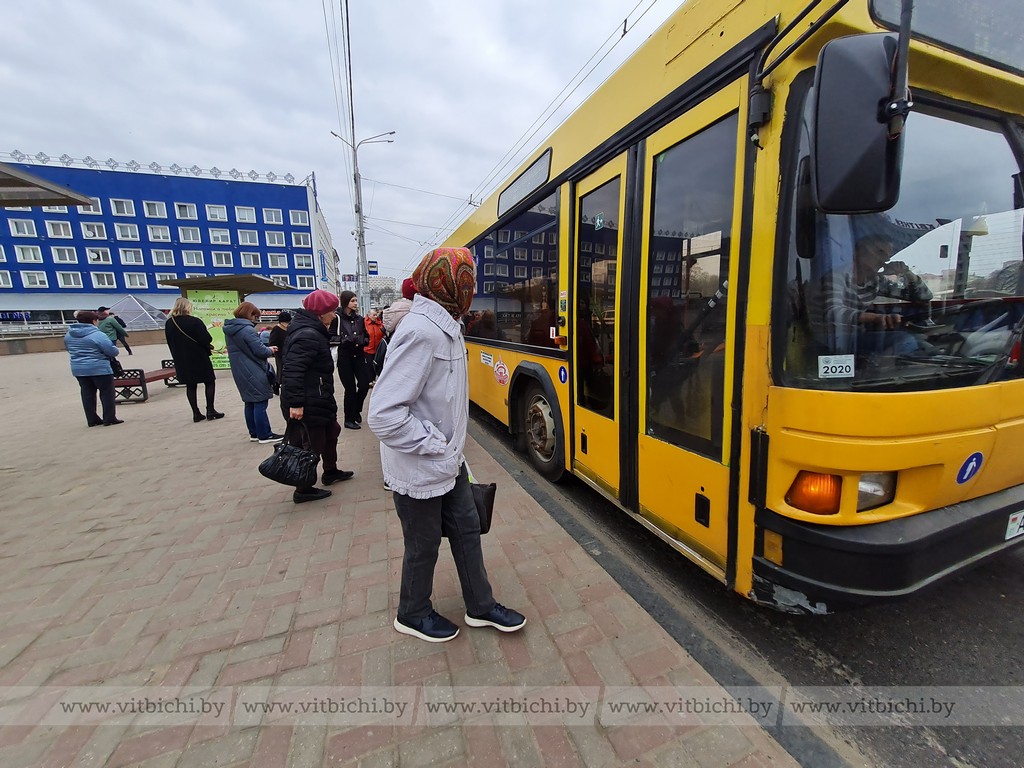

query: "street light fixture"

left=331, top=130, right=395, bottom=314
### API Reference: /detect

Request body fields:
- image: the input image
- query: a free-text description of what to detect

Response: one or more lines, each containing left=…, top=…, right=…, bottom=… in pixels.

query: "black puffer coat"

left=280, top=309, right=338, bottom=426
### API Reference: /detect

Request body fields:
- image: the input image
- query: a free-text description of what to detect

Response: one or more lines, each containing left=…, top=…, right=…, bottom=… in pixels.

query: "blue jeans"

left=392, top=464, right=495, bottom=621
left=244, top=400, right=273, bottom=439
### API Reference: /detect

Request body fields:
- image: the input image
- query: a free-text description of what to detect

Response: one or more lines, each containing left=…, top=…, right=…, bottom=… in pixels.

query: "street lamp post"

left=331, top=130, right=395, bottom=314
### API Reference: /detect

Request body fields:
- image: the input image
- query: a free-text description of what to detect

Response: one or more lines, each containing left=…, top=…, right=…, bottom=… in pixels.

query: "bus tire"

left=522, top=381, right=565, bottom=482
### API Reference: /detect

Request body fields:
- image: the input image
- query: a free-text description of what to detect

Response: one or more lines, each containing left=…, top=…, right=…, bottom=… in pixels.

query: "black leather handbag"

left=258, top=421, right=319, bottom=487
left=471, top=480, right=496, bottom=535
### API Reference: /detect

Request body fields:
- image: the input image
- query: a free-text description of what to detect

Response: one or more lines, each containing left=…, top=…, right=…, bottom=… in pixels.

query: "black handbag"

left=466, top=462, right=495, bottom=535
left=472, top=480, right=496, bottom=535
left=258, top=421, right=319, bottom=487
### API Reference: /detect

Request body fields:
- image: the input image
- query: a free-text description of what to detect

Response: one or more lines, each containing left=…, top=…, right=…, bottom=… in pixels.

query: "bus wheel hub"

left=527, top=398, right=555, bottom=460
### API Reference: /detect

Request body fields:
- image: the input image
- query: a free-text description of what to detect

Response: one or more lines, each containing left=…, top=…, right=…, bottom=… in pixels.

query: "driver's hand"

left=883, top=260, right=911, bottom=276
left=289, top=407, right=304, bottom=420
left=862, top=311, right=902, bottom=329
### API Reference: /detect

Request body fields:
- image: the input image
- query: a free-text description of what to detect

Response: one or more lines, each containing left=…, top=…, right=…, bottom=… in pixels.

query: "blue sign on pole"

left=368, top=261, right=378, bottom=275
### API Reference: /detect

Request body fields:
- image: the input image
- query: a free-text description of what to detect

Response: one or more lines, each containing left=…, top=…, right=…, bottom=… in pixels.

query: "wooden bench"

left=113, top=359, right=181, bottom=403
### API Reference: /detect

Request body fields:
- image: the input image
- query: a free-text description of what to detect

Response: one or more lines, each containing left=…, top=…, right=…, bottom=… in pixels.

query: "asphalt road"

left=470, top=410, right=1024, bottom=768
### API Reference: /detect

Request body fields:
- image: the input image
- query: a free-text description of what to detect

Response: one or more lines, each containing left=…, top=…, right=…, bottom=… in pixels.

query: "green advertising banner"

left=189, top=290, right=238, bottom=369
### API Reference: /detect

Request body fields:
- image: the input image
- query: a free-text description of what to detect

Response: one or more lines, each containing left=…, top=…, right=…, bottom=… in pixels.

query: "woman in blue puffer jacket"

left=223, top=301, right=281, bottom=444
left=63, top=309, right=122, bottom=426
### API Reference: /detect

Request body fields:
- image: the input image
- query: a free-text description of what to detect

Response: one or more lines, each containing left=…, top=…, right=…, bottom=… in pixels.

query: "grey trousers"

left=392, top=464, right=495, bottom=621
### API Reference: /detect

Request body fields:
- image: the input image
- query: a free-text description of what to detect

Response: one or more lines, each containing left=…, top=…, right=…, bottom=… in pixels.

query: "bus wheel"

left=523, top=382, right=564, bottom=482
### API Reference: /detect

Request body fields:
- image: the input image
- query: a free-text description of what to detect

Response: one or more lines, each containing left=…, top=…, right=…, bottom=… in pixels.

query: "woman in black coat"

left=281, top=290, right=354, bottom=503
left=165, top=297, right=224, bottom=422
left=330, top=290, right=371, bottom=429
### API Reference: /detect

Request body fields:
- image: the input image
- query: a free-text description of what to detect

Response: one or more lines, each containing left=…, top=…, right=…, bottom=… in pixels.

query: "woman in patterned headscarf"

left=368, top=247, right=525, bottom=643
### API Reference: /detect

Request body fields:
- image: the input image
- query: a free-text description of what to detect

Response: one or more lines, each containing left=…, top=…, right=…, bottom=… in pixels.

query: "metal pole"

left=331, top=130, right=394, bottom=316
left=352, top=149, right=370, bottom=315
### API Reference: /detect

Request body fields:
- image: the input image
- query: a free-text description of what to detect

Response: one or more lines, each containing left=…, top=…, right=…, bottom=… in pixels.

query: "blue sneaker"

left=394, top=611, right=460, bottom=643
left=465, top=603, right=526, bottom=633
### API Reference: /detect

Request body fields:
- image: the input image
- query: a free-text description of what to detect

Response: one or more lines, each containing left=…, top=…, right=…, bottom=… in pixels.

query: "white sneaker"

left=248, top=436, right=259, bottom=442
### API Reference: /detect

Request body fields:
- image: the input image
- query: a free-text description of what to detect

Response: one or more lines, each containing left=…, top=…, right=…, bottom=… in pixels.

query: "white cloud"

left=3, top=0, right=678, bottom=283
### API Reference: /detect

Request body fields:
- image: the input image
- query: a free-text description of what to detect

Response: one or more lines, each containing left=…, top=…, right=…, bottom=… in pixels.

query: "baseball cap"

left=97, top=306, right=110, bottom=312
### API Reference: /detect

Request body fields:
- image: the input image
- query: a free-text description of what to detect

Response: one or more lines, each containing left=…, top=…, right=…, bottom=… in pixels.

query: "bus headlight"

left=857, top=472, right=897, bottom=511
left=785, top=471, right=842, bottom=515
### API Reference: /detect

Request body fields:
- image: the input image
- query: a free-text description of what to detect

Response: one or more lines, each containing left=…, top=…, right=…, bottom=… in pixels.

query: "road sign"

left=368, top=261, right=378, bottom=275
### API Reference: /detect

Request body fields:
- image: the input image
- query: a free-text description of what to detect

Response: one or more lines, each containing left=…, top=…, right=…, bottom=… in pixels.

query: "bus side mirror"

left=811, top=33, right=905, bottom=213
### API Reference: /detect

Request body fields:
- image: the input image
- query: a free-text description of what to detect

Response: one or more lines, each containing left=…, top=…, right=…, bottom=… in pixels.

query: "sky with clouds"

left=3, top=0, right=680, bottom=284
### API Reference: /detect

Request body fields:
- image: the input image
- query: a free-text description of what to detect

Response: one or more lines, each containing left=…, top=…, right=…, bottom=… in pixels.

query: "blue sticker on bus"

left=956, top=452, right=983, bottom=484
left=559, top=366, right=568, bottom=384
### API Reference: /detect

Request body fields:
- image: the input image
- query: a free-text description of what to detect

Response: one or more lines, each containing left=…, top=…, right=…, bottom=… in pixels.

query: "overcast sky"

left=3, top=0, right=679, bottom=284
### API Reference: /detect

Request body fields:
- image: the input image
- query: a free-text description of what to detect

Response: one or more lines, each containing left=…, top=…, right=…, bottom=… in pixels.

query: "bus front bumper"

left=752, top=484, right=1024, bottom=614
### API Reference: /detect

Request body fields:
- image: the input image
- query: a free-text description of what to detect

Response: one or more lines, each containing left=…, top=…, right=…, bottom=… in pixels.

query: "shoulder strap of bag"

left=172, top=315, right=205, bottom=348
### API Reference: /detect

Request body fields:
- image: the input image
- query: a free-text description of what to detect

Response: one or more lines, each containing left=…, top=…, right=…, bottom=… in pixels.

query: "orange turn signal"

left=785, top=471, right=842, bottom=515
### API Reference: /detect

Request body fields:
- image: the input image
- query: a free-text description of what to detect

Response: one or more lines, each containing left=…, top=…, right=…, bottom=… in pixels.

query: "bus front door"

left=573, top=155, right=627, bottom=496
left=636, top=84, right=745, bottom=579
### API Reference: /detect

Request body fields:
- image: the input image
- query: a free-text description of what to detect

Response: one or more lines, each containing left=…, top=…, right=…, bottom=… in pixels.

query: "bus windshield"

left=779, top=99, right=1024, bottom=392
left=872, top=0, right=1024, bottom=76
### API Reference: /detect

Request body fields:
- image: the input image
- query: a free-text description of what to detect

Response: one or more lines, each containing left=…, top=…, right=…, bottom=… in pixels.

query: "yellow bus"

left=444, top=0, right=1024, bottom=612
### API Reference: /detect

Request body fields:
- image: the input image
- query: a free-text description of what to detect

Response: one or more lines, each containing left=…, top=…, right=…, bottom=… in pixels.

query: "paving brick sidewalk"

left=0, top=345, right=798, bottom=767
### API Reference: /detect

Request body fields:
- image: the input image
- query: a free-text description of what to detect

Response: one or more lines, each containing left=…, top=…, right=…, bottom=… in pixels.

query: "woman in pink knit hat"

left=278, top=290, right=355, bottom=504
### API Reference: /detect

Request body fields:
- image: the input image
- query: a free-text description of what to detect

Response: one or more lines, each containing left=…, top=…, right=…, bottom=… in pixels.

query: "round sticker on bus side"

left=559, top=365, right=567, bottom=384
left=956, top=452, right=983, bottom=484
left=493, top=358, right=510, bottom=386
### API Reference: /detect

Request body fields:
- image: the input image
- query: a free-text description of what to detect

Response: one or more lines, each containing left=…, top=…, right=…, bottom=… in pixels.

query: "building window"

left=268, top=253, right=287, bottom=269
left=86, top=247, right=112, bottom=264
left=0, top=271, right=11, bottom=288
left=46, top=221, right=73, bottom=238
left=155, top=272, right=177, bottom=287
left=294, top=254, right=313, bottom=269
left=57, top=271, right=82, bottom=288
left=210, top=229, right=231, bottom=244
left=514, top=248, right=527, bottom=261
left=263, top=208, right=283, bottom=224
left=52, top=246, right=77, bottom=263
left=515, top=266, right=527, bottom=278
left=212, top=251, right=233, bottom=267
left=206, top=204, right=228, bottom=221
left=175, top=203, right=197, bottom=219
left=15, top=246, right=43, bottom=263
left=144, top=200, right=167, bottom=218
left=496, top=264, right=509, bottom=277
left=241, top=252, right=261, bottom=268
left=120, top=248, right=144, bottom=265
left=271, top=275, right=291, bottom=287
left=124, top=273, right=148, bottom=289
left=152, top=249, right=174, bottom=265
left=91, top=272, right=116, bottom=289
left=532, top=249, right=545, bottom=262
left=182, top=251, right=204, bottom=266
left=115, top=223, right=140, bottom=241
left=148, top=224, right=171, bottom=241
left=185, top=272, right=206, bottom=279
left=235, top=206, right=256, bottom=223
left=265, top=231, right=285, bottom=247
left=0, top=245, right=4, bottom=262
left=111, top=199, right=135, bottom=216
left=484, top=281, right=495, bottom=293
left=82, top=222, right=106, bottom=239
left=484, top=263, right=494, bottom=276
left=22, top=271, right=48, bottom=288
left=42, top=205, right=67, bottom=213
left=79, top=197, right=102, bottom=215
left=292, top=232, right=311, bottom=247
left=295, top=275, right=315, bottom=289
left=238, top=230, right=259, bottom=246
left=9, top=219, right=36, bottom=237
left=290, top=210, right=309, bottom=226
left=179, top=227, right=201, bottom=243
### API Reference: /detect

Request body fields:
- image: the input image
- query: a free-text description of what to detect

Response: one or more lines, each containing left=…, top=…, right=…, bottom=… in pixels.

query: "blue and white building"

left=0, top=153, right=339, bottom=322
